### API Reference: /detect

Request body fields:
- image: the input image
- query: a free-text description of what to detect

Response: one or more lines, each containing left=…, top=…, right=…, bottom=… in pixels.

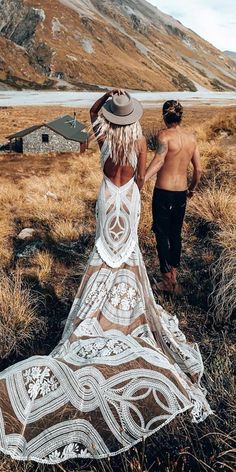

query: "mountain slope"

left=224, top=51, right=236, bottom=61
left=0, top=0, right=236, bottom=91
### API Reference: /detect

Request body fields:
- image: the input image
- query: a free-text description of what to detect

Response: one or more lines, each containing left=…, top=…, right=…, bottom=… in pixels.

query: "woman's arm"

left=90, top=92, right=111, bottom=123
left=90, top=89, right=123, bottom=148
left=90, top=89, right=123, bottom=123
left=136, top=136, right=147, bottom=190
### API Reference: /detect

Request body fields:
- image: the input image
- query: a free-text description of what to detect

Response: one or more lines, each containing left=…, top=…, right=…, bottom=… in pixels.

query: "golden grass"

left=0, top=269, right=45, bottom=358
left=209, top=225, right=236, bottom=322
left=210, top=247, right=236, bottom=322
left=33, top=251, right=54, bottom=285
left=0, top=179, right=23, bottom=211
left=207, top=112, right=236, bottom=139
left=216, top=224, right=236, bottom=251
left=51, top=219, right=83, bottom=242
left=0, top=218, right=14, bottom=269
left=188, top=186, right=236, bottom=225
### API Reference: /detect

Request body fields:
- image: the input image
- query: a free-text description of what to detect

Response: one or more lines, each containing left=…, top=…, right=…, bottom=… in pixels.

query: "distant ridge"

left=224, top=51, right=236, bottom=61
left=0, top=0, right=236, bottom=91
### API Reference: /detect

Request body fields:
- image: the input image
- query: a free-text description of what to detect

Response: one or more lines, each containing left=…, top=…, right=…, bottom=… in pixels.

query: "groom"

left=145, top=100, right=202, bottom=293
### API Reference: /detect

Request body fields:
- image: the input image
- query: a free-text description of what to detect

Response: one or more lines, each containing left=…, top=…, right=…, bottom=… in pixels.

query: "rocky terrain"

left=0, top=0, right=236, bottom=91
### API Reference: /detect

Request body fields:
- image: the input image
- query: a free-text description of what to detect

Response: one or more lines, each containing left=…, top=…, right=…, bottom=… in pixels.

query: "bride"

left=0, top=90, right=212, bottom=464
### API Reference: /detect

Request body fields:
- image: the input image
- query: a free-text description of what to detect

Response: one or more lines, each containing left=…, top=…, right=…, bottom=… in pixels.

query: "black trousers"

left=152, top=188, right=187, bottom=274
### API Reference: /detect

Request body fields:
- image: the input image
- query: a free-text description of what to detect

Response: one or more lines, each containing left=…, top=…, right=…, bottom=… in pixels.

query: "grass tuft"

left=0, top=269, right=45, bottom=359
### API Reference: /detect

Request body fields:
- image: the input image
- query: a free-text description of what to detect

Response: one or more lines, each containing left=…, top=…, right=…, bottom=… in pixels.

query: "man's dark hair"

left=163, top=100, right=183, bottom=124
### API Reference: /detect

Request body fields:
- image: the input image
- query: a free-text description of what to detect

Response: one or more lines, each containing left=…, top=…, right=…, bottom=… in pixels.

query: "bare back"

left=101, top=136, right=147, bottom=189
left=155, top=127, right=196, bottom=191
left=103, top=159, right=135, bottom=187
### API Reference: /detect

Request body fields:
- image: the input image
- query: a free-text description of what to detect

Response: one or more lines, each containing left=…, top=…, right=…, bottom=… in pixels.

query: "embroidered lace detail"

left=78, top=338, right=129, bottom=359
left=23, top=367, right=59, bottom=399
left=47, top=444, right=91, bottom=463
left=85, top=282, right=107, bottom=305
left=109, top=282, right=141, bottom=310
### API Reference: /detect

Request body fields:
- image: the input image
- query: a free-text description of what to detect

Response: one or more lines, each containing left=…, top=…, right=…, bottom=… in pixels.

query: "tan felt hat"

left=102, top=92, right=143, bottom=125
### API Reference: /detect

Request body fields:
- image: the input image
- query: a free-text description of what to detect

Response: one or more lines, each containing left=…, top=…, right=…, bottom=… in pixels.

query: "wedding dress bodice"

left=95, top=141, right=140, bottom=268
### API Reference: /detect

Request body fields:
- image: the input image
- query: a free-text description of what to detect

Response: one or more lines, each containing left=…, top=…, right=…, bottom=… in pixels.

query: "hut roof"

left=7, top=115, right=88, bottom=143
left=7, top=125, right=41, bottom=139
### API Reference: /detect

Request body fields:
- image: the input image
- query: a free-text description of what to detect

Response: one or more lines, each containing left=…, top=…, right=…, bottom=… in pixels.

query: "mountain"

left=0, top=0, right=236, bottom=91
left=224, top=51, right=236, bottom=61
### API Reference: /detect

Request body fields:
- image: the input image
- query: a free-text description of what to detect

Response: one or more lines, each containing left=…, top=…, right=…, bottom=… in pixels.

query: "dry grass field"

left=0, top=105, right=235, bottom=471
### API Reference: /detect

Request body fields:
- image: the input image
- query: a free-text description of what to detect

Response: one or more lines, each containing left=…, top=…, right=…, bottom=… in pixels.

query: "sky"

left=148, top=0, right=236, bottom=51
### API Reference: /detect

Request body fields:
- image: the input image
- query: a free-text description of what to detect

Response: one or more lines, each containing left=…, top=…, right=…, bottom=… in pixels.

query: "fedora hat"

left=101, top=92, right=143, bottom=125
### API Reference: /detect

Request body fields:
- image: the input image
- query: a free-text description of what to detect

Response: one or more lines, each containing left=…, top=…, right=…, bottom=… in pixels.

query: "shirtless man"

left=145, top=100, right=202, bottom=293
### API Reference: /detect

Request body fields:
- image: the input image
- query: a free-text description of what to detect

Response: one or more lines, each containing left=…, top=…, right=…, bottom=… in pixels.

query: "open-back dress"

left=0, top=140, right=212, bottom=464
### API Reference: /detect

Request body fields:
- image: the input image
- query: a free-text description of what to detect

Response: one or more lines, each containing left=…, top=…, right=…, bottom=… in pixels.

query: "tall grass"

left=188, top=186, right=236, bottom=225
left=210, top=225, right=236, bottom=323
left=0, top=269, right=45, bottom=358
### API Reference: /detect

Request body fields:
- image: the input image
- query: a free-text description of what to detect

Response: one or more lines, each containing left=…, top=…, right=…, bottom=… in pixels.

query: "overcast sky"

left=148, top=0, right=236, bottom=51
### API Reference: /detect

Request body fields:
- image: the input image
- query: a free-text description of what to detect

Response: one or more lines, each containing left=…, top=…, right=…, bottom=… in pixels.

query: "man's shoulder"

left=157, top=128, right=169, bottom=140
left=182, top=126, right=197, bottom=140
left=157, top=127, right=197, bottom=144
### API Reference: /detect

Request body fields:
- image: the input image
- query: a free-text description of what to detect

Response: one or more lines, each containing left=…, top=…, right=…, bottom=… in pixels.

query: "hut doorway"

left=15, top=138, right=23, bottom=153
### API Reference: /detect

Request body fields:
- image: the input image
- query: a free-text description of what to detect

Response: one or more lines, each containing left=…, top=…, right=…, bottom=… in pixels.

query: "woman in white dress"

left=0, top=91, right=212, bottom=465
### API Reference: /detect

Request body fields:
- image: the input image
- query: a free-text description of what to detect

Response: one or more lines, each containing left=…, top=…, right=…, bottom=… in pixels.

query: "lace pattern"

left=95, top=176, right=140, bottom=268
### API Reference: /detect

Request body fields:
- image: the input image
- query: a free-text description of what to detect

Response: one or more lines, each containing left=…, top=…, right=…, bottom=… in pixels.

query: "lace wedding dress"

left=0, top=141, right=212, bottom=464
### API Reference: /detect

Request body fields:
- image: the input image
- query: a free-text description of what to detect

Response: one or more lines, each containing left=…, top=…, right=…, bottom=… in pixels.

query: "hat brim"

left=101, top=98, right=143, bottom=125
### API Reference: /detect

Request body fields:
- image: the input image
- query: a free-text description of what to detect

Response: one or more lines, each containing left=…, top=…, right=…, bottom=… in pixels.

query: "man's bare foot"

left=170, top=267, right=177, bottom=284
left=157, top=272, right=174, bottom=293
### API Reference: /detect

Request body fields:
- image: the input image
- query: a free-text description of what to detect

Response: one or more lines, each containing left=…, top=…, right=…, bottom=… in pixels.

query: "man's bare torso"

left=155, top=126, right=197, bottom=191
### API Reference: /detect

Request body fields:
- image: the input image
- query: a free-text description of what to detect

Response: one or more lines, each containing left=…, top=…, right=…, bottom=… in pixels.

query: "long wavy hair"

left=93, top=114, right=143, bottom=166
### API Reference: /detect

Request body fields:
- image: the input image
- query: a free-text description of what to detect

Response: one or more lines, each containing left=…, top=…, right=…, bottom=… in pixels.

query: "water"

left=0, top=90, right=235, bottom=108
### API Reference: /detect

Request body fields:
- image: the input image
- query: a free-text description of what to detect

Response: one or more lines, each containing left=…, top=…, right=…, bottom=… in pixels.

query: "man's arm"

left=145, top=131, right=168, bottom=182
left=188, top=144, right=202, bottom=198
left=136, top=136, right=147, bottom=190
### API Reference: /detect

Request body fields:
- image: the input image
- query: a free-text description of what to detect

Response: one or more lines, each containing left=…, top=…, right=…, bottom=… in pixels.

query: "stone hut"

left=6, top=115, right=88, bottom=154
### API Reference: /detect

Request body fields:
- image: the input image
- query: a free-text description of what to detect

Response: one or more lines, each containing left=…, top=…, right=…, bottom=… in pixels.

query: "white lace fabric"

left=95, top=176, right=140, bottom=268
left=0, top=144, right=212, bottom=464
left=96, top=140, right=140, bottom=268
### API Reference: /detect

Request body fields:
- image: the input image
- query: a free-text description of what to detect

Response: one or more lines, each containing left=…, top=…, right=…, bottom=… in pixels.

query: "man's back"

left=155, top=127, right=197, bottom=191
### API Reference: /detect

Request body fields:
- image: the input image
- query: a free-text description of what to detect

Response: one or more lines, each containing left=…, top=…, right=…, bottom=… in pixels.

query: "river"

left=0, top=90, right=235, bottom=108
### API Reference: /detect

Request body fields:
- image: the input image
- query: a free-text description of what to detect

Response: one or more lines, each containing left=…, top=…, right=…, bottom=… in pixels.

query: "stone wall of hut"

left=23, top=126, right=81, bottom=153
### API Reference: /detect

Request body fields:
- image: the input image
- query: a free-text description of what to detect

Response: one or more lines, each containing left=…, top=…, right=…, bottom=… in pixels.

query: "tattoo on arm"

left=156, top=137, right=167, bottom=154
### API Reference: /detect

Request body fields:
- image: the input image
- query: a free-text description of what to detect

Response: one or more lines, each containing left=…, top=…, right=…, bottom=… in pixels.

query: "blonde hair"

left=93, top=114, right=143, bottom=166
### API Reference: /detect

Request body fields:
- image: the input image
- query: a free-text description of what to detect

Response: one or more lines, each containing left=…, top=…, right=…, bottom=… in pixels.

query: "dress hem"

left=0, top=402, right=210, bottom=465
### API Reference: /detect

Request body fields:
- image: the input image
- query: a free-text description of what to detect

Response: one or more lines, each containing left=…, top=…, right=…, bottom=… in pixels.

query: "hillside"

left=0, top=0, right=236, bottom=91
left=225, top=51, right=236, bottom=61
